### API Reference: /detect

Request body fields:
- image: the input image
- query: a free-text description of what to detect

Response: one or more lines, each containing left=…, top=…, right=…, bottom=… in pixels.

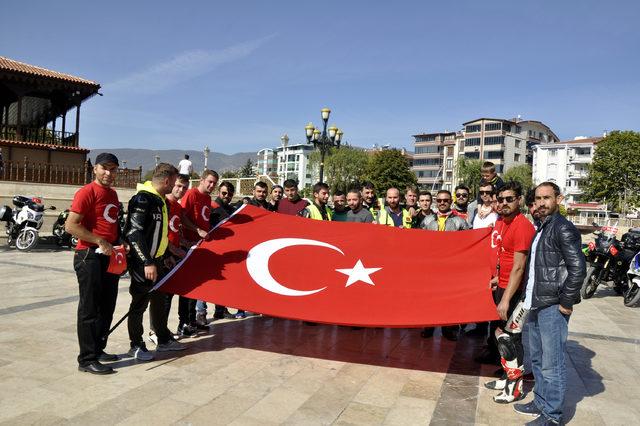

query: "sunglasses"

left=497, top=196, right=518, bottom=203
left=436, top=198, right=452, bottom=204
left=479, top=191, right=492, bottom=195
left=455, top=193, right=468, bottom=198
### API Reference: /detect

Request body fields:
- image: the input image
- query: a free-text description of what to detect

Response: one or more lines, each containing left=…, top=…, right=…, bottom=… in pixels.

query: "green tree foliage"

left=365, top=149, right=417, bottom=193
left=239, top=159, right=255, bottom=178
left=221, top=169, right=239, bottom=179
left=321, top=147, right=370, bottom=192
left=585, top=130, right=640, bottom=211
left=455, top=158, right=482, bottom=195
left=503, top=164, right=533, bottom=194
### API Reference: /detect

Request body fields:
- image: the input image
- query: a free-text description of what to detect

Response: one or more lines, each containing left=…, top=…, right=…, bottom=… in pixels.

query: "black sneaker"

left=191, top=321, right=210, bottom=332
left=177, top=324, right=197, bottom=338
left=78, top=361, right=115, bottom=375
left=514, top=401, right=542, bottom=417
left=474, top=348, right=500, bottom=365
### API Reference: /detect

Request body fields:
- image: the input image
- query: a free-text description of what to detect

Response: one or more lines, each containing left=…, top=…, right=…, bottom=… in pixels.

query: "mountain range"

left=88, top=148, right=256, bottom=173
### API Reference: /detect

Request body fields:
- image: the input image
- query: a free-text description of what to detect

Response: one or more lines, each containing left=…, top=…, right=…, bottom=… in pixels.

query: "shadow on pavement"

left=564, top=339, right=605, bottom=423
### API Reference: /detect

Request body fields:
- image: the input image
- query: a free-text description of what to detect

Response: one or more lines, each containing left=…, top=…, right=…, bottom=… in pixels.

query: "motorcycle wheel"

left=70, top=236, right=78, bottom=248
left=624, top=283, right=640, bottom=307
left=580, top=266, right=600, bottom=299
left=15, top=229, right=38, bottom=251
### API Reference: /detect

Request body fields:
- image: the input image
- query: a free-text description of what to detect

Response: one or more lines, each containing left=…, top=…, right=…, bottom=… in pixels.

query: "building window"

left=485, top=122, right=502, bottom=131
left=465, top=124, right=481, bottom=133
left=515, top=139, right=521, bottom=148
left=549, top=149, right=557, bottom=157
left=447, top=147, right=453, bottom=156
left=413, top=158, right=441, bottom=166
left=446, top=158, right=453, bottom=169
left=514, top=153, right=521, bottom=162
left=464, top=137, right=481, bottom=147
left=515, top=126, right=522, bottom=134
left=495, top=164, right=504, bottom=173
left=503, top=124, right=511, bottom=132
left=465, top=152, right=480, bottom=159
left=415, top=135, right=436, bottom=142
left=484, top=151, right=503, bottom=160
left=415, top=146, right=442, bottom=154
left=484, top=136, right=504, bottom=145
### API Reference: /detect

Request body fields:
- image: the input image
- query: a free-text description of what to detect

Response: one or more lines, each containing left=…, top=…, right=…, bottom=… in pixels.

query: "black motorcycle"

left=52, top=209, right=78, bottom=248
left=581, top=222, right=636, bottom=299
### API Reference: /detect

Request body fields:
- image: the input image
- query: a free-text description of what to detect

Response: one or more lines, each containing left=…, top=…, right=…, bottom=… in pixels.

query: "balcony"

left=568, top=154, right=592, bottom=164
left=1, top=124, right=78, bottom=147
left=568, top=170, right=588, bottom=179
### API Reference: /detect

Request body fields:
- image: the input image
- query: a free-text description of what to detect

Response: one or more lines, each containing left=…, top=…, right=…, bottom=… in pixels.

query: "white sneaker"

left=157, top=339, right=186, bottom=352
left=148, top=331, right=158, bottom=346
left=128, top=344, right=155, bottom=361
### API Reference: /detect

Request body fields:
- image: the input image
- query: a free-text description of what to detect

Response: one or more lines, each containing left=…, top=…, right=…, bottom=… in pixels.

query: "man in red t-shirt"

left=482, top=182, right=535, bottom=403
left=66, top=153, right=122, bottom=375
left=277, top=179, right=308, bottom=216
left=180, top=169, right=218, bottom=327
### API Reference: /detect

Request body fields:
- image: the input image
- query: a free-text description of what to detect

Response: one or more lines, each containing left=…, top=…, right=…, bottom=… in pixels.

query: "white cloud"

left=106, top=34, right=275, bottom=95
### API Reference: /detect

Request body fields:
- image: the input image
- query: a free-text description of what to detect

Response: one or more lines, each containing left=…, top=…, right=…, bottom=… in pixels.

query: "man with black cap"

left=66, top=152, right=122, bottom=374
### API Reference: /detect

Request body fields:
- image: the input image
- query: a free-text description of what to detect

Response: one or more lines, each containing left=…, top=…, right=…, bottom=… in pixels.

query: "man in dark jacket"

left=514, top=182, right=586, bottom=425
left=125, top=163, right=184, bottom=361
left=248, top=181, right=271, bottom=210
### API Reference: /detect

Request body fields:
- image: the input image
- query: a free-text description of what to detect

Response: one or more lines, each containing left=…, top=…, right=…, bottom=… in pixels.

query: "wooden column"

left=16, top=97, right=22, bottom=140
left=61, top=111, right=66, bottom=142
left=75, top=104, right=80, bottom=146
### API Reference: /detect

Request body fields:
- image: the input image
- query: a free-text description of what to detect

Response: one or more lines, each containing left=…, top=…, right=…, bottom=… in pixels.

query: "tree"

left=221, top=169, right=239, bottom=179
left=308, top=147, right=370, bottom=191
left=455, top=158, right=482, bottom=195
left=239, top=159, right=255, bottom=178
left=585, top=130, right=640, bottom=212
left=503, top=164, right=533, bottom=194
left=365, top=149, right=417, bottom=193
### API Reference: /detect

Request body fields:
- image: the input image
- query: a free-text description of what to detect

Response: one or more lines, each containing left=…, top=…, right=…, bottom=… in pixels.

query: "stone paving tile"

left=0, top=249, right=639, bottom=425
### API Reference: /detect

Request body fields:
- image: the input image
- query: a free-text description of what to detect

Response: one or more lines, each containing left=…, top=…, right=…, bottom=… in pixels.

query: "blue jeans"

left=527, top=304, right=570, bottom=423
left=196, top=300, right=207, bottom=313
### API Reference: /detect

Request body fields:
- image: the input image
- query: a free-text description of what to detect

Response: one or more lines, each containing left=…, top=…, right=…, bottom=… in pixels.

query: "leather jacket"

left=524, top=211, right=586, bottom=310
left=210, top=197, right=236, bottom=227
left=124, top=190, right=166, bottom=267
left=420, top=212, right=469, bottom=231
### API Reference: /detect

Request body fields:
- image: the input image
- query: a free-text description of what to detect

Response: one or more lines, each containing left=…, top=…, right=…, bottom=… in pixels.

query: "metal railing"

left=189, top=175, right=277, bottom=197
left=1, top=124, right=77, bottom=147
left=0, top=157, right=142, bottom=188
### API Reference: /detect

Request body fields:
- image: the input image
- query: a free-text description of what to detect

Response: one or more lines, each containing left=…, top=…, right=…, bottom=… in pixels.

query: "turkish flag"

left=107, top=245, right=127, bottom=275
left=155, top=205, right=498, bottom=327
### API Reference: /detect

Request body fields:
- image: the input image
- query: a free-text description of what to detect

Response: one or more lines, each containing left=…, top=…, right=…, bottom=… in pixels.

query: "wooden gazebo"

left=0, top=56, right=139, bottom=187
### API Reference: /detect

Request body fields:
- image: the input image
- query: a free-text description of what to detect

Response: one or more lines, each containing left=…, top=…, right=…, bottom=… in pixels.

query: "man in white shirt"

left=177, top=154, right=193, bottom=176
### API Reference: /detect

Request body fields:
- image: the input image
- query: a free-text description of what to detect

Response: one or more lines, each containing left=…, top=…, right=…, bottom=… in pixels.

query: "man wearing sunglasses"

left=419, top=189, right=468, bottom=340
left=514, top=182, right=586, bottom=425
left=482, top=181, right=535, bottom=403
left=453, top=184, right=476, bottom=226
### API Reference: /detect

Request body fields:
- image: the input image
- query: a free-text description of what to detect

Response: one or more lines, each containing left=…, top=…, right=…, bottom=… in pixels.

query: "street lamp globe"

left=305, top=123, right=315, bottom=141
left=321, top=108, right=331, bottom=121
left=154, top=155, right=160, bottom=167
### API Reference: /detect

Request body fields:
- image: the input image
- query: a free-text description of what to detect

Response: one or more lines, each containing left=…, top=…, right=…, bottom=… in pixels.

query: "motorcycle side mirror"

left=50, top=206, right=57, bottom=211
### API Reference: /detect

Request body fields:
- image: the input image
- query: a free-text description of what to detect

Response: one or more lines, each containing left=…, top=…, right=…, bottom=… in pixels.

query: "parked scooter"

left=580, top=221, right=634, bottom=298
left=52, top=209, right=78, bottom=248
left=0, top=196, right=56, bottom=251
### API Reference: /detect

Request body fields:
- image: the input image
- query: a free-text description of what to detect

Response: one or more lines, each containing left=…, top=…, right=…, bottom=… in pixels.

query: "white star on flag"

left=335, top=260, right=382, bottom=287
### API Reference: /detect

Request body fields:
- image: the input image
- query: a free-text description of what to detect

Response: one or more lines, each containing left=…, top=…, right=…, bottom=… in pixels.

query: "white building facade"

left=532, top=137, right=601, bottom=205
left=257, top=143, right=316, bottom=188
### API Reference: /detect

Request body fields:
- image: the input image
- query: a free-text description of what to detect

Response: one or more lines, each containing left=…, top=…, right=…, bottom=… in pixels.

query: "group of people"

left=68, top=155, right=584, bottom=425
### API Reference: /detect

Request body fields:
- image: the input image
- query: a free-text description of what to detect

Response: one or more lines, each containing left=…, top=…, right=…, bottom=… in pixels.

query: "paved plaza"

left=0, top=244, right=638, bottom=425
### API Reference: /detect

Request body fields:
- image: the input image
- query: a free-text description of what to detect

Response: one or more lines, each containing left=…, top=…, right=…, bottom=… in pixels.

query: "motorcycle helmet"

left=0, top=205, right=11, bottom=222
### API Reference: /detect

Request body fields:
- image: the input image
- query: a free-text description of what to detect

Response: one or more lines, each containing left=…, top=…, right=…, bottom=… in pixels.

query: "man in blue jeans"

left=514, top=182, right=586, bottom=425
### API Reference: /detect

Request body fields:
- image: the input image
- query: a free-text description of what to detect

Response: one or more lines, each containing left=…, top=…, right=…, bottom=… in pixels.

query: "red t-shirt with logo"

left=70, top=181, right=120, bottom=250
left=492, top=213, right=536, bottom=289
left=180, top=187, right=211, bottom=241
left=166, top=197, right=182, bottom=247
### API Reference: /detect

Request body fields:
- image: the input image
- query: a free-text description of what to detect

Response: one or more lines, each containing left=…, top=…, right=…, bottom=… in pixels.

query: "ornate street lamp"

left=154, top=155, right=160, bottom=167
left=305, top=107, right=343, bottom=183
left=203, top=145, right=210, bottom=172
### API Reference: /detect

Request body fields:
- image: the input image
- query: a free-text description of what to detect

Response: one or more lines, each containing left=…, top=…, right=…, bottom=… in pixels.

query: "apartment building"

left=411, top=132, right=458, bottom=191
left=460, top=118, right=559, bottom=174
left=532, top=137, right=602, bottom=205
left=257, top=143, right=316, bottom=188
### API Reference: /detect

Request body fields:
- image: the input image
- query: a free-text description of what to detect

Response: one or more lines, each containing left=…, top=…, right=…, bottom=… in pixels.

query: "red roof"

left=0, top=139, right=90, bottom=153
left=568, top=202, right=607, bottom=210
left=558, top=137, right=603, bottom=145
left=0, top=56, right=100, bottom=88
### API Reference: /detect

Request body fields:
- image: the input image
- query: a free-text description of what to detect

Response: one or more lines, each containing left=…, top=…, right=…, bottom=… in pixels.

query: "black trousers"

left=178, top=296, right=196, bottom=326
left=74, top=248, right=119, bottom=365
left=127, top=264, right=173, bottom=346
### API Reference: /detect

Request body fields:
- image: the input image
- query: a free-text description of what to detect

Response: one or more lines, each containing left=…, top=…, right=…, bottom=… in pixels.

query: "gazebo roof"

left=0, top=56, right=100, bottom=88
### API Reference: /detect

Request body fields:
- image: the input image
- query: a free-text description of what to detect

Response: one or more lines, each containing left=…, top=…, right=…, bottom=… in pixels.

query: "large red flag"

left=155, top=205, right=499, bottom=327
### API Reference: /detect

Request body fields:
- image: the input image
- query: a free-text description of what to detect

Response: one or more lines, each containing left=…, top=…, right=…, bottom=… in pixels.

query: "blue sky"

left=2, top=1, right=638, bottom=153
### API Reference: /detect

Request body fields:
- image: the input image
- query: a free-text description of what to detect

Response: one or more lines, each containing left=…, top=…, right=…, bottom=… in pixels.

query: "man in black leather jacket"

left=124, top=163, right=183, bottom=361
left=514, top=182, right=586, bottom=425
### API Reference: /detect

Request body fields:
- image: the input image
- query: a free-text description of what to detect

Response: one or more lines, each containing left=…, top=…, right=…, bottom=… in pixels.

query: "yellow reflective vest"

left=377, top=207, right=412, bottom=228
left=307, top=203, right=332, bottom=221
left=368, top=197, right=385, bottom=221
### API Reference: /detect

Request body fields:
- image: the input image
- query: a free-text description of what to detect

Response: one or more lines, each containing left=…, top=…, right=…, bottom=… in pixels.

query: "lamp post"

left=203, top=145, right=210, bottom=172
left=154, top=155, right=160, bottom=167
left=305, top=107, right=343, bottom=183
left=122, top=160, right=127, bottom=169
left=280, top=133, right=289, bottom=184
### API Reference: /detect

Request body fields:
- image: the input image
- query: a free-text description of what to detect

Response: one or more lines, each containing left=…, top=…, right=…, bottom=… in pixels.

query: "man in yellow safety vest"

left=303, top=182, right=332, bottom=221
left=376, top=188, right=412, bottom=228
